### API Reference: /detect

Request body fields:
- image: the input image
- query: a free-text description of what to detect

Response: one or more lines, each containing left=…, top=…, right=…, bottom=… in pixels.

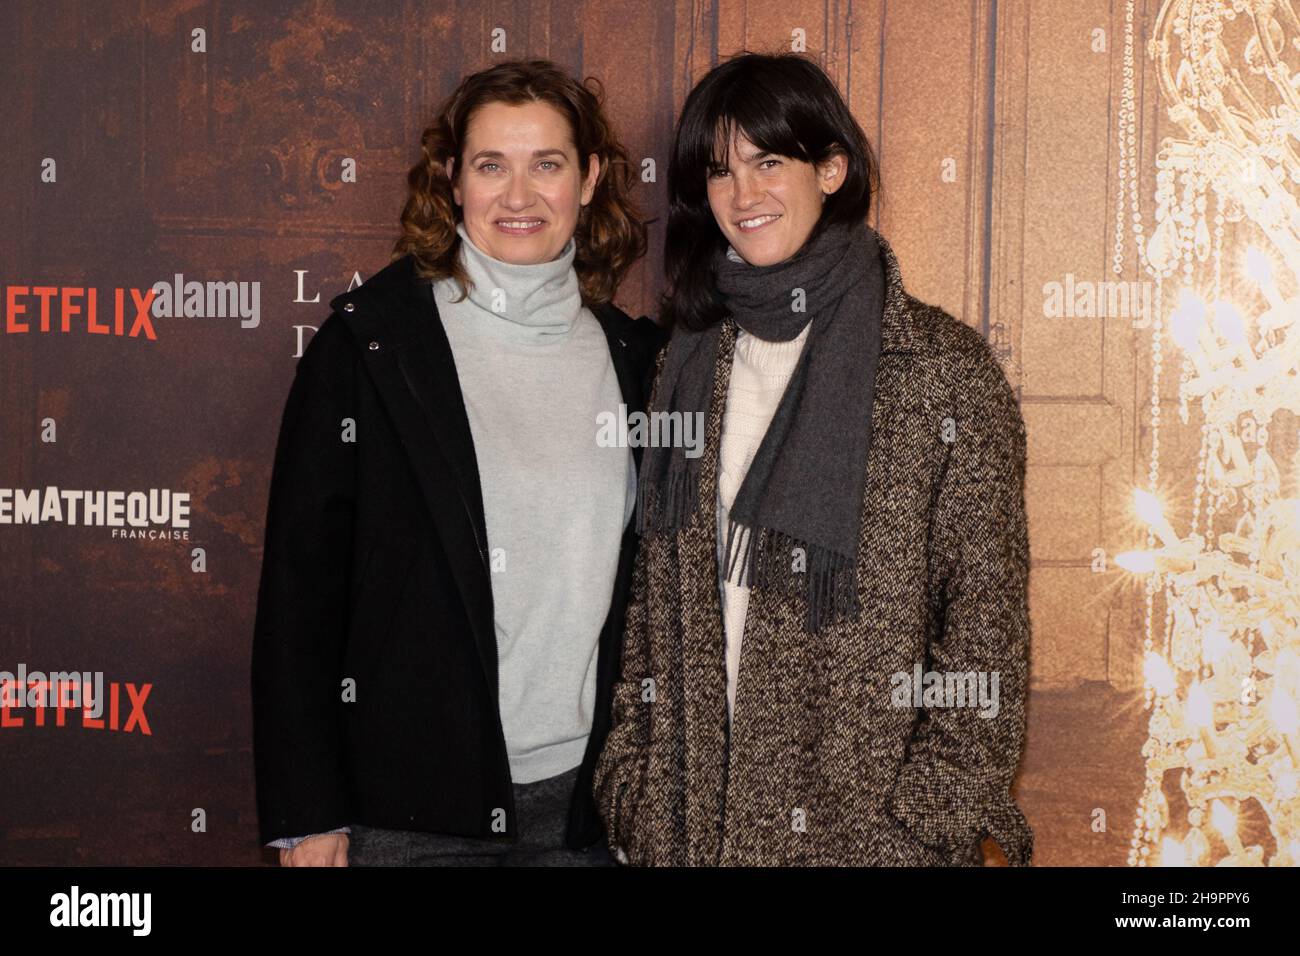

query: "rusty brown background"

left=1, top=0, right=1172, bottom=865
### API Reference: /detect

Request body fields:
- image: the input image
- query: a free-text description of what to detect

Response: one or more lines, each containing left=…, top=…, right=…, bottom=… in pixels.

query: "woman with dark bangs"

left=252, top=59, right=664, bottom=866
left=595, top=52, right=1034, bottom=866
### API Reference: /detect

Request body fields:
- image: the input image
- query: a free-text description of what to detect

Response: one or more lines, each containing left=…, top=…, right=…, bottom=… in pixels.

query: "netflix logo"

left=5, top=286, right=158, bottom=338
left=0, top=671, right=152, bottom=735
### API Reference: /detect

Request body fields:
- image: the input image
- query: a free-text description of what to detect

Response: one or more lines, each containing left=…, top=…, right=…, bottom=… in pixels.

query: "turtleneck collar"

left=450, top=221, right=582, bottom=342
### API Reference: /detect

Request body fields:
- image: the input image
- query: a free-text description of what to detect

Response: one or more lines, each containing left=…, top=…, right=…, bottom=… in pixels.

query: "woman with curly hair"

left=252, top=59, right=664, bottom=866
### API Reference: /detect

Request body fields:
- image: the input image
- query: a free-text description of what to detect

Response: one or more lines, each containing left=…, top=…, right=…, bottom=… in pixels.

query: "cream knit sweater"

left=716, top=320, right=811, bottom=724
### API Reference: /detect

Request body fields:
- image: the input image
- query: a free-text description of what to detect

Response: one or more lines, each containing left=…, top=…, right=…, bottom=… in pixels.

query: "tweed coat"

left=593, top=232, right=1034, bottom=866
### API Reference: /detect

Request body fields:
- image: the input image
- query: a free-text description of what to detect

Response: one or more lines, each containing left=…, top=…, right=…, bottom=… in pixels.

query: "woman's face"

left=448, top=100, right=600, bottom=265
left=705, top=128, right=846, bottom=267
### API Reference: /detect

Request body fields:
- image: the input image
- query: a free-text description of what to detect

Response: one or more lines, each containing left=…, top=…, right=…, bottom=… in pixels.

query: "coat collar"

left=874, top=230, right=916, bottom=355
left=327, top=253, right=650, bottom=706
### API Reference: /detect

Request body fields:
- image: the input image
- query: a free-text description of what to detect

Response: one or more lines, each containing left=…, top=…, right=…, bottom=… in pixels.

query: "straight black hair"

left=661, top=52, right=880, bottom=331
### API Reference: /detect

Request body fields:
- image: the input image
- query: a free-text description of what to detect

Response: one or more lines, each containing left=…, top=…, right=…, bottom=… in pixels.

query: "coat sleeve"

left=592, top=344, right=667, bottom=864
left=266, top=826, right=352, bottom=850
left=886, top=333, right=1034, bottom=866
left=251, top=313, right=358, bottom=846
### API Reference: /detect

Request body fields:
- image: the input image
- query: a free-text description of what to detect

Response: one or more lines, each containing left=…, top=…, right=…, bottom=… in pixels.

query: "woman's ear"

left=818, top=149, right=848, bottom=196
left=580, top=153, right=602, bottom=206
left=444, top=157, right=460, bottom=206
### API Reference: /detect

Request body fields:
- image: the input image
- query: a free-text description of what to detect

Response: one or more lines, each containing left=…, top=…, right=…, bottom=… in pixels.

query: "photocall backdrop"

left=3, top=0, right=1297, bottom=866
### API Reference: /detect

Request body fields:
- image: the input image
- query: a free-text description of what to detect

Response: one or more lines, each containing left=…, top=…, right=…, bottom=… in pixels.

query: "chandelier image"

left=1113, top=0, right=1300, bottom=866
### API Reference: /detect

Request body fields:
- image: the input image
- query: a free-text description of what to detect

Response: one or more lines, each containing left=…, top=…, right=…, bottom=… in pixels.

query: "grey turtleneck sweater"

left=433, top=222, right=635, bottom=783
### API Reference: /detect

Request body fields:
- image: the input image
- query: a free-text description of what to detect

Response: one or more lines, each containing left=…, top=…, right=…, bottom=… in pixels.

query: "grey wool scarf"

left=637, top=218, right=886, bottom=632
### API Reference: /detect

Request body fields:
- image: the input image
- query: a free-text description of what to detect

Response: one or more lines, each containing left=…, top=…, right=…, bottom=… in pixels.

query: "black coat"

left=251, top=252, right=665, bottom=851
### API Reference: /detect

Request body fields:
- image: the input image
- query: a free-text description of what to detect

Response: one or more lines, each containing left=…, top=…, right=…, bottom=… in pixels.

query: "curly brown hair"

left=392, top=59, right=647, bottom=306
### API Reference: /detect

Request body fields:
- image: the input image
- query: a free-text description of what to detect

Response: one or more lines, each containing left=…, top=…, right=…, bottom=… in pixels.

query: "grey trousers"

left=347, top=765, right=615, bottom=867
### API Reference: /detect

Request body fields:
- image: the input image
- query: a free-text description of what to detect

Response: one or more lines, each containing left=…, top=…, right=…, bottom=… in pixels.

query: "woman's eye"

left=538, top=160, right=557, bottom=171
left=478, top=162, right=500, bottom=173
left=708, top=168, right=729, bottom=179
left=760, top=159, right=781, bottom=169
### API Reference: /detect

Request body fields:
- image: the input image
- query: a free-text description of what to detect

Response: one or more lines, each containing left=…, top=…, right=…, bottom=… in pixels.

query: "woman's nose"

left=732, top=173, right=761, bottom=209
left=504, top=174, right=534, bottom=209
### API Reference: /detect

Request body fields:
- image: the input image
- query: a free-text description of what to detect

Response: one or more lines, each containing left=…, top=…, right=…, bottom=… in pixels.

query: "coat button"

left=369, top=341, right=380, bottom=350
left=343, top=302, right=355, bottom=312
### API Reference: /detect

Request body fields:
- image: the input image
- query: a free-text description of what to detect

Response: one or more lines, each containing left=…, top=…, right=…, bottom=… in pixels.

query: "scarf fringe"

left=639, top=475, right=863, bottom=635
left=635, top=464, right=700, bottom=538
left=721, top=519, right=860, bottom=634
left=640, top=471, right=861, bottom=634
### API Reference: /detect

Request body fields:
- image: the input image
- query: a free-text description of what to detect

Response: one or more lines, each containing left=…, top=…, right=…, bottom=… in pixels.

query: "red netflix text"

left=0, top=679, right=152, bottom=734
left=4, top=286, right=157, bottom=339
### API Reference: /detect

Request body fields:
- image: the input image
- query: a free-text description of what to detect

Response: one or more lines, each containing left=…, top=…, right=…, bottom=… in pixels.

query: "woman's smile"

left=736, top=213, right=782, bottom=232
left=494, top=216, right=548, bottom=236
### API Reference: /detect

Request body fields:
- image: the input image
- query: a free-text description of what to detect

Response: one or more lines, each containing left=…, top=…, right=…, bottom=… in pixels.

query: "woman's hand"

left=278, top=832, right=349, bottom=867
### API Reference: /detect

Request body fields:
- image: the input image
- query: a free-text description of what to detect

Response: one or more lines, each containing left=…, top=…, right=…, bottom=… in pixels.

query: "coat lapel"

left=330, top=261, right=500, bottom=698
left=675, top=317, right=734, bottom=866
